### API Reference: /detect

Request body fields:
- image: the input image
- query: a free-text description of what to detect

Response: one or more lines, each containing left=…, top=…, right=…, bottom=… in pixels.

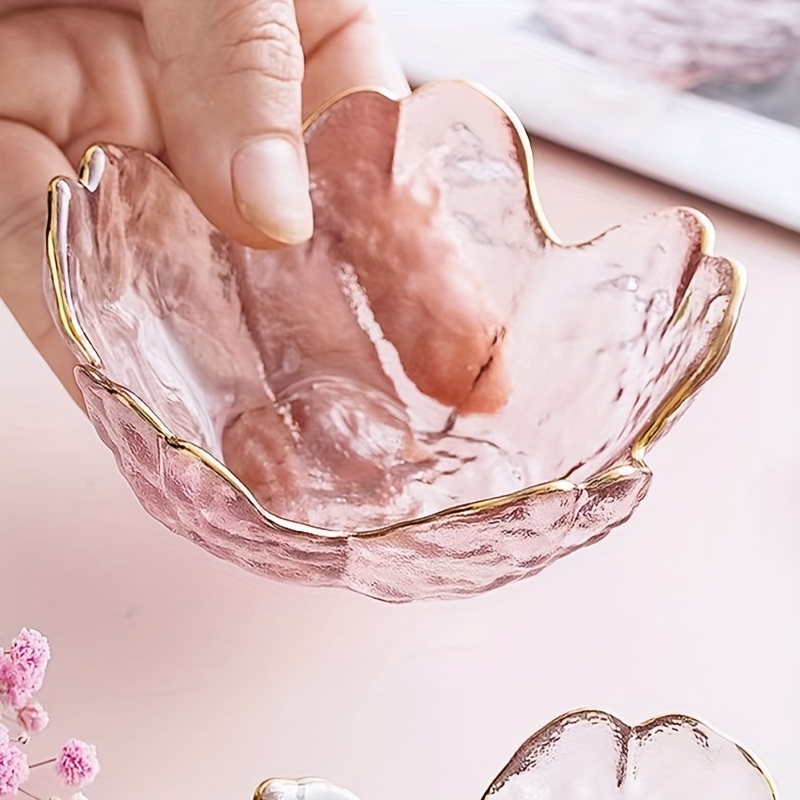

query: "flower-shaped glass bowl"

left=254, top=711, right=778, bottom=800
left=484, top=710, right=777, bottom=799
left=45, top=81, right=745, bottom=601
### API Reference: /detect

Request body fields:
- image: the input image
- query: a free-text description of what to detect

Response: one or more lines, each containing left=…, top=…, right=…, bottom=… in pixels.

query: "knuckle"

left=217, top=1, right=304, bottom=82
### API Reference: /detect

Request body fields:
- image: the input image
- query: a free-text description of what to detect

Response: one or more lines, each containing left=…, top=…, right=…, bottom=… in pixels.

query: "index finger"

left=295, top=0, right=409, bottom=115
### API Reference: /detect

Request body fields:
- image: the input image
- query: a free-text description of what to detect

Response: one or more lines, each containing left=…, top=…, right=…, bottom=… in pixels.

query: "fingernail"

left=232, top=137, right=314, bottom=245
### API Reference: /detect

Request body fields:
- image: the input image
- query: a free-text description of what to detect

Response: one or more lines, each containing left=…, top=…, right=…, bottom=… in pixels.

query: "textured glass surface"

left=485, top=710, right=777, bottom=799
left=250, top=712, right=777, bottom=799
left=46, top=82, right=743, bottom=600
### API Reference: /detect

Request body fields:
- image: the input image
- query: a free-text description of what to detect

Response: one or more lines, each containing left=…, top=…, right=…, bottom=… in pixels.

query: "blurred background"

left=373, top=0, right=800, bottom=231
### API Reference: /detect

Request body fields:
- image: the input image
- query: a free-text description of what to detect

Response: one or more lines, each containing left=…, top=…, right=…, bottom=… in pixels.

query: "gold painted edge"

left=302, top=79, right=564, bottom=246
left=49, top=80, right=742, bottom=540
left=480, top=708, right=779, bottom=800
left=77, top=364, right=341, bottom=538
left=632, top=208, right=747, bottom=456
left=78, top=363, right=602, bottom=540
left=45, top=176, right=102, bottom=367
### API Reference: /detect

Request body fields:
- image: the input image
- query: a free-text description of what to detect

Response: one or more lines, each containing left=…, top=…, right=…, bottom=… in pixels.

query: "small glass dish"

left=254, top=710, right=778, bottom=800
left=45, top=81, right=745, bottom=601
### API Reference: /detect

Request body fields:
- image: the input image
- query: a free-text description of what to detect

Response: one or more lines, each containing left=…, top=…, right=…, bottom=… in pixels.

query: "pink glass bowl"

left=44, top=81, right=745, bottom=602
left=254, top=711, right=778, bottom=800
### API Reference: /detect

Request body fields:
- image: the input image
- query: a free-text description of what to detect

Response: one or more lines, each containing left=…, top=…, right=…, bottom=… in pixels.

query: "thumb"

left=142, top=0, right=313, bottom=247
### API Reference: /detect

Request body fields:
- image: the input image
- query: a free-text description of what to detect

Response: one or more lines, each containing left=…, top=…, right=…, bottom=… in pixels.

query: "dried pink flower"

left=0, top=655, right=24, bottom=710
left=9, top=630, right=49, bottom=695
left=55, top=740, right=100, bottom=788
left=0, top=630, right=50, bottom=711
left=0, top=737, right=30, bottom=797
left=16, top=703, right=49, bottom=734
left=0, top=726, right=8, bottom=746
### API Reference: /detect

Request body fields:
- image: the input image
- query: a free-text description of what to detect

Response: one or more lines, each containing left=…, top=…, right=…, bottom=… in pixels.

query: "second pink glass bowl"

left=45, top=81, right=745, bottom=601
left=254, top=710, right=778, bottom=799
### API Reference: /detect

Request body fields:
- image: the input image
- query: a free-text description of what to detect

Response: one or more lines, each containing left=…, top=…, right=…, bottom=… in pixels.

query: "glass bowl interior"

left=51, top=82, right=741, bottom=533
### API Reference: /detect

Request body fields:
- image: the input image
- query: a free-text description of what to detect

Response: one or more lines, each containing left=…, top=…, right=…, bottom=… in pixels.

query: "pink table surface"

left=1, top=138, right=798, bottom=800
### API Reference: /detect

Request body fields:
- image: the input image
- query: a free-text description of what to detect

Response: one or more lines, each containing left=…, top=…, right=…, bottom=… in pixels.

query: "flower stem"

left=28, top=757, right=56, bottom=769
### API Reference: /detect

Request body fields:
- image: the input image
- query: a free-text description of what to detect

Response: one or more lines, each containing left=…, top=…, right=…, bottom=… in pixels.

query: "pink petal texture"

left=0, top=737, right=29, bottom=797
left=16, top=703, right=49, bottom=734
left=0, top=630, right=49, bottom=710
left=46, top=82, right=743, bottom=600
left=9, top=629, right=49, bottom=694
left=55, top=739, right=99, bottom=788
left=485, top=710, right=776, bottom=799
